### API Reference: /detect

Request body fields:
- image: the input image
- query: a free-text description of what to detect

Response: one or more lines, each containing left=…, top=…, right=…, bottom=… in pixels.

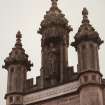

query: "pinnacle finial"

left=15, top=30, right=22, bottom=48
left=82, top=8, right=88, bottom=16
left=51, top=0, right=58, bottom=7
left=82, top=8, right=89, bottom=23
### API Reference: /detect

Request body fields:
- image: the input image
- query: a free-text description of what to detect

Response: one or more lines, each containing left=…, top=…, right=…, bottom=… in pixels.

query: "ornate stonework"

left=3, top=31, right=33, bottom=71
left=71, top=8, right=103, bottom=50
left=3, top=1, right=105, bottom=105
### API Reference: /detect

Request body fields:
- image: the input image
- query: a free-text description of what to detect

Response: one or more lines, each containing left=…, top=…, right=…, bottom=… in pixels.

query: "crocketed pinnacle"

left=75, top=8, right=98, bottom=38
left=71, top=8, right=103, bottom=49
left=3, top=31, right=33, bottom=70
left=38, top=0, right=72, bottom=34
left=72, top=8, right=96, bottom=40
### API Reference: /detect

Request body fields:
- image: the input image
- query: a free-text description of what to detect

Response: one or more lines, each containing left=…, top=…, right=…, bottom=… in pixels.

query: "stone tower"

left=71, top=8, right=104, bottom=105
left=38, top=0, right=72, bottom=88
left=3, top=1, right=105, bottom=105
left=3, top=31, right=33, bottom=105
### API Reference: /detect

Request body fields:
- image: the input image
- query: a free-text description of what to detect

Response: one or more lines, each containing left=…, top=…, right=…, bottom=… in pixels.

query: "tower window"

left=9, top=96, right=13, bottom=103
left=90, top=43, right=94, bottom=48
left=82, top=44, right=86, bottom=50
left=10, top=67, right=14, bottom=73
left=84, top=76, right=88, bottom=82
left=16, top=96, right=20, bottom=102
left=92, top=75, right=96, bottom=81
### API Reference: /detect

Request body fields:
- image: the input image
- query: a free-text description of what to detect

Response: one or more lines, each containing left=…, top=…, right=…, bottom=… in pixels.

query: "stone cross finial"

left=82, top=8, right=89, bottom=23
left=15, top=30, right=22, bottom=48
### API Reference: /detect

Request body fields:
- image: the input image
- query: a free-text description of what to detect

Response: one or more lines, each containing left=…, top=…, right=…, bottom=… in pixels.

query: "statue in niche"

left=48, top=43, right=57, bottom=77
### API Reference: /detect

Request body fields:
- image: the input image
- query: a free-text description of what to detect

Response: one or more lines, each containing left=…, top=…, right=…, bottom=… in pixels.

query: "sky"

left=0, top=0, right=105, bottom=104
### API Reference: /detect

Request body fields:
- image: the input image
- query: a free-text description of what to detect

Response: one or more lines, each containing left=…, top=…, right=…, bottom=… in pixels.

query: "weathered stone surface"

left=3, top=1, right=105, bottom=105
left=23, top=81, right=79, bottom=104
left=34, top=94, right=80, bottom=105
left=80, top=86, right=104, bottom=105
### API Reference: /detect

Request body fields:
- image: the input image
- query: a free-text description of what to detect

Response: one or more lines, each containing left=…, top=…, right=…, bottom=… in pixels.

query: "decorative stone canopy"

left=38, top=0, right=72, bottom=34
left=3, top=31, right=33, bottom=70
left=71, top=8, right=104, bottom=48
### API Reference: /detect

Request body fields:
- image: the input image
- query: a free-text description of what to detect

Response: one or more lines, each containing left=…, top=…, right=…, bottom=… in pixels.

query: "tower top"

left=71, top=8, right=103, bottom=49
left=3, top=31, right=33, bottom=70
left=38, top=0, right=72, bottom=35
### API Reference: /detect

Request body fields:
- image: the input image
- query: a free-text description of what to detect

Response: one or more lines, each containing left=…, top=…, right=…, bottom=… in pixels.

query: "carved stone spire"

left=38, top=0, right=72, bottom=35
left=71, top=8, right=103, bottom=49
left=3, top=31, right=33, bottom=70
